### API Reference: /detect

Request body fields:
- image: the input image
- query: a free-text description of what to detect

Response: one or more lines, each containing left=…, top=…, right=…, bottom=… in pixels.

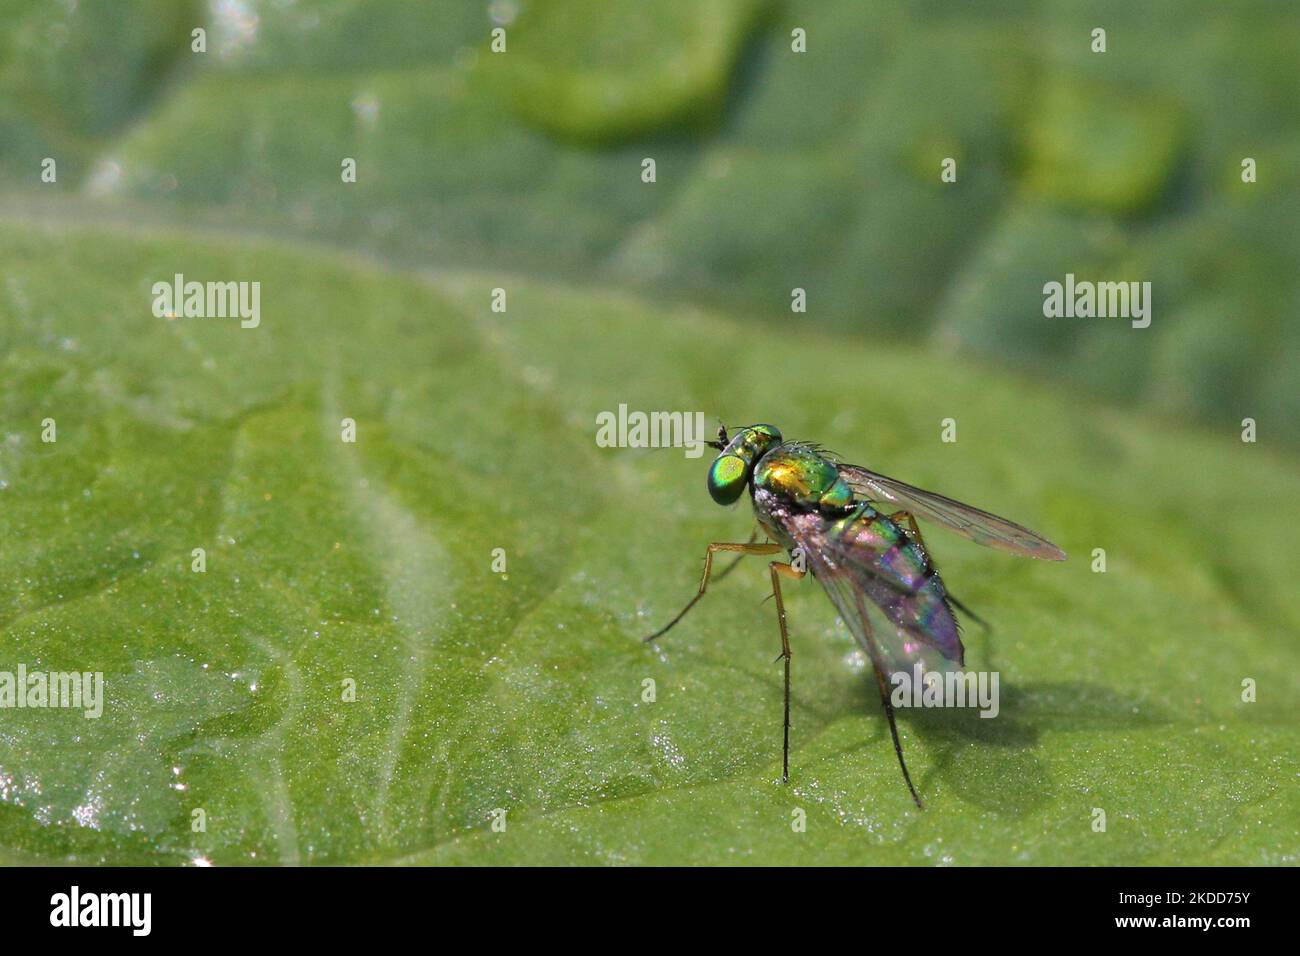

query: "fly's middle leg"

left=768, top=560, right=806, bottom=784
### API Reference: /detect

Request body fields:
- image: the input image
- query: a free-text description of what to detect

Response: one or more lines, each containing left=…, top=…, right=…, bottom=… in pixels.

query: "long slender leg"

left=642, top=540, right=781, bottom=643
left=944, top=593, right=990, bottom=630
left=768, top=561, right=806, bottom=783
left=872, top=663, right=923, bottom=809
left=890, top=509, right=990, bottom=630
left=851, top=588, right=924, bottom=808
left=713, top=528, right=764, bottom=585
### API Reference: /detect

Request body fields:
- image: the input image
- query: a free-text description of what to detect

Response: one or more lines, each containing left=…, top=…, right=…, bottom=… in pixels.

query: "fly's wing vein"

left=838, top=464, right=1066, bottom=561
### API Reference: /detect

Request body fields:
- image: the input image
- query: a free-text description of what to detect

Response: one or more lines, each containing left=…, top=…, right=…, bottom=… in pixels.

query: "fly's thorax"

left=753, top=445, right=855, bottom=514
left=706, top=424, right=782, bottom=505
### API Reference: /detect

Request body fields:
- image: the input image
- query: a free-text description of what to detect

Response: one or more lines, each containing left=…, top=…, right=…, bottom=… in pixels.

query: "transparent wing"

left=771, top=505, right=965, bottom=679
left=838, top=464, right=1066, bottom=561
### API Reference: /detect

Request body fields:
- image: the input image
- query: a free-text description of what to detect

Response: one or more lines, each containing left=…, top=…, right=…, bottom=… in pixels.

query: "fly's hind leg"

left=890, top=509, right=990, bottom=631
left=850, top=589, right=924, bottom=809
left=943, top=593, right=990, bottom=631
left=872, top=662, right=924, bottom=810
left=768, top=560, right=806, bottom=784
left=642, top=539, right=781, bottom=643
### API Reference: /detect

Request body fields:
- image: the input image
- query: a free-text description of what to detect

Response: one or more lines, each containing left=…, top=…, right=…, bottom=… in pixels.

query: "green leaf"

left=1, top=219, right=1296, bottom=864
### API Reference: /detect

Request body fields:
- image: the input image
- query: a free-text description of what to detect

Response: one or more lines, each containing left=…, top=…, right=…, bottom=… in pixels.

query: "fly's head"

left=706, top=423, right=783, bottom=505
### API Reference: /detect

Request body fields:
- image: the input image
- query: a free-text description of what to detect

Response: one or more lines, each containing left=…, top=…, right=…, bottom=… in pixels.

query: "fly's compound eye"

left=707, top=454, right=749, bottom=505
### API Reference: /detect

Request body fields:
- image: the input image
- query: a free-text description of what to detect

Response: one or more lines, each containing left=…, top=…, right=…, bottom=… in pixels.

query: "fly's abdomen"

left=829, top=506, right=961, bottom=662
left=831, top=508, right=929, bottom=589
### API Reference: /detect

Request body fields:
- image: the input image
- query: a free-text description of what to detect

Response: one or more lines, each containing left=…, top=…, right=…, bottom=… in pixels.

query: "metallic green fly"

left=643, top=423, right=1066, bottom=808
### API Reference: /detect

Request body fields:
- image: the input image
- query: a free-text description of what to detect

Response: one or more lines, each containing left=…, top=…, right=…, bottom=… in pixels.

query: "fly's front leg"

left=712, top=528, right=766, bottom=585
left=642, top=539, right=781, bottom=643
left=768, top=560, right=806, bottom=784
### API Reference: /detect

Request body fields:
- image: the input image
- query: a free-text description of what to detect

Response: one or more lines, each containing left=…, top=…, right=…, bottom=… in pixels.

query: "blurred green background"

left=3, top=0, right=1298, bottom=435
left=0, top=1, right=1297, bottom=866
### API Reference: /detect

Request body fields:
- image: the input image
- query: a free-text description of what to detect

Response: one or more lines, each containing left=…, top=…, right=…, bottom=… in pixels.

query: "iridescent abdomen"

left=828, top=506, right=961, bottom=664
left=829, top=507, right=929, bottom=591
